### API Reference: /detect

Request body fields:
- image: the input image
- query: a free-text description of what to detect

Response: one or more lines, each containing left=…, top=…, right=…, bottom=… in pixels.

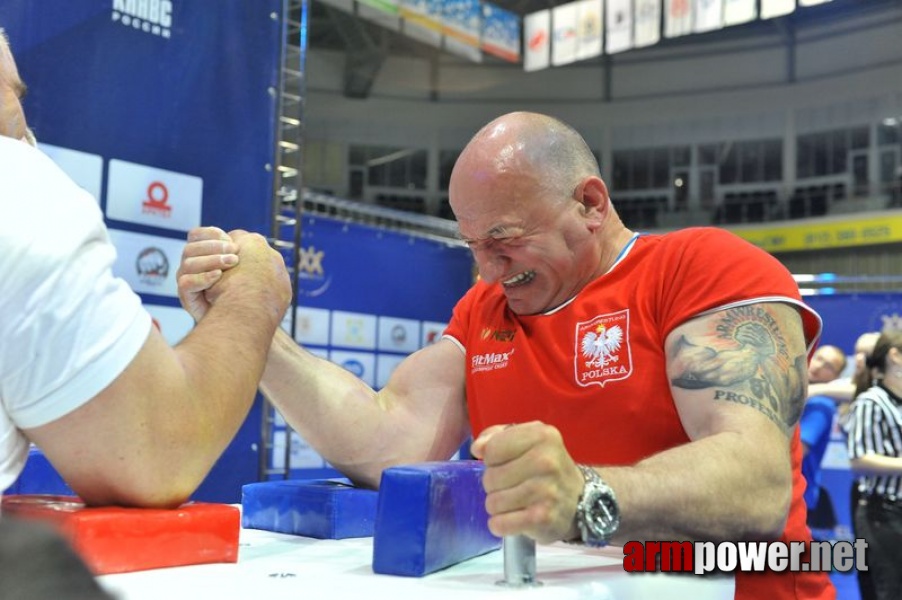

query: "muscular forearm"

left=33, top=294, right=283, bottom=509
left=599, top=429, right=791, bottom=543
left=259, top=330, right=469, bottom=488
left=259, top=330, right=406, bottom=487
left=110, top=293, right=282, bottom=506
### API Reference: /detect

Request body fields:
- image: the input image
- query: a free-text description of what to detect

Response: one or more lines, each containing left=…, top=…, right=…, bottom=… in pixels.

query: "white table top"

left=98, top=527, right=735, bottom=600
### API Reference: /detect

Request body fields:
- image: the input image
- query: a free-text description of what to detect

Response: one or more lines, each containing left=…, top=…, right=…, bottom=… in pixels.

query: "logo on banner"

left=136, top=247, right=170, bottom=286
left=528, top=29, right=547, bottom=51
left=111, top=0, right=173, bottom=38
left=343, top=318, right=366, bottom=345
left=391, top=325, right=407, bottom=345
left=578, top=12, right=601, bottom=38
left=297, top=245, right=331, bottom=297
left=669, top=0, right=690, bottom=17
left=575, top=310, right=632, bottom=387
left=141, top=181, right=172, bottom=218
left=554, top=25, right=577, bottom=43
left=341, top=359, right=366, bottom=378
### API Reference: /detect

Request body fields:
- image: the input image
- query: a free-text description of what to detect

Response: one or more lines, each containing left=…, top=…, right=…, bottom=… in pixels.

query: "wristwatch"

left=574, top=464, right=621, bottom=547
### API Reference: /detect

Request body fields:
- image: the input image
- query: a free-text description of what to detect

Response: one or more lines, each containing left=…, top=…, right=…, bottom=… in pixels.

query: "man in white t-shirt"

left=0, top=31, right=291, bottom=509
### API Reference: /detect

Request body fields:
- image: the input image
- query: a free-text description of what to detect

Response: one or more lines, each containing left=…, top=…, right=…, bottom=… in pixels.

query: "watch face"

left=589, top=493, right=618, bottom=537
left=579, top=481, right=620, bottom=545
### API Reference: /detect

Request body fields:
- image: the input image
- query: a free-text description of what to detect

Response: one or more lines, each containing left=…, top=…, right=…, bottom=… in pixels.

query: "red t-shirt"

left=445, top=227, right=833, bottom=600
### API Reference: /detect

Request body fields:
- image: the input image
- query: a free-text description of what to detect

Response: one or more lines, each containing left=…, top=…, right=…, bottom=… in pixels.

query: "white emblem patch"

left=574, top=310, right=632, bottom=387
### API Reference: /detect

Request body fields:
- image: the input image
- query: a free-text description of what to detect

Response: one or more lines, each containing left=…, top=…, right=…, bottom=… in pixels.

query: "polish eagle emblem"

left=581, top=323, right=623, bottom=368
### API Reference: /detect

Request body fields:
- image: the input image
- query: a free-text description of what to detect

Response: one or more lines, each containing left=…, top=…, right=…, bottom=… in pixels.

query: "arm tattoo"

left=670, top=305, right=807, bottom=433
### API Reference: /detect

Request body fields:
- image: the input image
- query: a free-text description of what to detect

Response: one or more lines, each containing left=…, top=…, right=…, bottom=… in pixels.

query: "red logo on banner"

left=528, top=30, right=547, bottom=51
left=574, top=310, right=632, bottom=388
left=142, top=181, right=172, bottom=217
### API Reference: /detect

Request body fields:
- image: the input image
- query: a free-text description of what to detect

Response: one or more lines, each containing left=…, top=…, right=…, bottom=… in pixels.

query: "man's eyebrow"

left=458, top=225, right=513, bottom=243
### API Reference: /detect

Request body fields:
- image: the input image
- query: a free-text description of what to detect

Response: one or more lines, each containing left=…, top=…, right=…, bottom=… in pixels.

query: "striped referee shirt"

left=845, top=383, right=902, bottom=500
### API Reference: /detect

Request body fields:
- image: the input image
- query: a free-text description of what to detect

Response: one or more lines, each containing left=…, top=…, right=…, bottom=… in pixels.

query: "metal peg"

left=497, top=535, right=542, bottom=587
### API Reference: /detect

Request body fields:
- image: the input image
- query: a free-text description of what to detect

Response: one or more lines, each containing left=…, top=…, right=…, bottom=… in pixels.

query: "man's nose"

left=473, top=248, right=508, bottom=284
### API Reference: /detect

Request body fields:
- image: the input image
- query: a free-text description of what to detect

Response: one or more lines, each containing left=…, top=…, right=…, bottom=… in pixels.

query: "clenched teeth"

left=503, top=270, right=536, bottom=287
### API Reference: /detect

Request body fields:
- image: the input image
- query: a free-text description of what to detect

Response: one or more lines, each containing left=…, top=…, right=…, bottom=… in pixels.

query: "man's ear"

left=574, top=176, right=610, bottom=225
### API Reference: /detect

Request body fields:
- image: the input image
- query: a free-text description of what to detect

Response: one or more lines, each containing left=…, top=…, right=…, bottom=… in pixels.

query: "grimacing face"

left=453, top=175, right=601, bottom=316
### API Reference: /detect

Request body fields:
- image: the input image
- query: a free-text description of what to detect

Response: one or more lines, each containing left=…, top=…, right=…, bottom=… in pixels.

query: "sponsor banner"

left=331, top=310, right=378, bottom=349
left=106, top=159, right=203, bottom=232
left=665, top=0, right=693, bottom=39
left=401, top=0, right=443, bottom=47
left=378, top=316, right=421, bottom=353
left=107, top=229, right=185, bottom=298
left=481, top=3, right=520, bottom=63
left=38, top=143, right=103, bottom=204
left=551, top=2, right=579, bottom=66
left=442, top=0, right=483, bottom=62
left=376, top=354, right=406, bottom=389
left=723, top=0, right=756, bottom=25
left=761, top=0, right=795, bottom=19
left=285, top=306, right=332, bottom=346
left=145, top=304, right=194, bottom=345
left=524, top=9, right=551, bottom=71
left=422, top=320, right=448, bottom=347
left=575, top=0, right=603, bottom=62
left=729, top=213, right=902, bottom=253
left=329, top=350, right=377, bottom=387
left=633, top=0, right=661, bottom=48
left=693, top=0, right=723, bottom=33
left=605, top=0, right=632, bottom=55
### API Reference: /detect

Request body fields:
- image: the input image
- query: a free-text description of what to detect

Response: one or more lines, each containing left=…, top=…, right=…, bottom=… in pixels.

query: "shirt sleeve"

left=656, top=228, right=822, bottom=352
left=443, top=281, right=482, bottom=351
left=0, top=143, right=152, bottom=429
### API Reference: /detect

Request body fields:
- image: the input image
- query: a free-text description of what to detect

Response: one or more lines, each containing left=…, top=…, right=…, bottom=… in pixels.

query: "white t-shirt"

left=0, top=137, right=151, bottom=495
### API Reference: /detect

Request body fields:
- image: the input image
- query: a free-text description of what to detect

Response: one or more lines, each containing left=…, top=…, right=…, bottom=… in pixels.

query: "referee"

left=845, top=330, right=902, bottom=600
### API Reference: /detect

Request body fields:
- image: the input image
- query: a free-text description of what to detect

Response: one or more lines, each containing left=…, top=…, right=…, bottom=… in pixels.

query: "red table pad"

left=2, top=494, right=240, bottom=574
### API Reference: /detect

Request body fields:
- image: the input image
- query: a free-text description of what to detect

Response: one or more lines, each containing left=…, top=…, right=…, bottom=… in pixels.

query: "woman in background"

left=845, top=330, right=902, bottom=600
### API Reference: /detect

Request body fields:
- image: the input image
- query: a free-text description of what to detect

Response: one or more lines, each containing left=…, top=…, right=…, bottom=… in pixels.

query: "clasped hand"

left=176, top=226, right=291, bottom=323
left=470, top=421, right=585, bottom=544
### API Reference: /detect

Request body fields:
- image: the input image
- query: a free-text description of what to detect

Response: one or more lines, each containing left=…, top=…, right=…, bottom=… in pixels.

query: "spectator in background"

left=808, top=344, right=847, bottom=385
left=845, top=330, right=902, bottom=600
left=807, top=332, right=880, bottom=410
left=800, top=345, right=846, bottom=529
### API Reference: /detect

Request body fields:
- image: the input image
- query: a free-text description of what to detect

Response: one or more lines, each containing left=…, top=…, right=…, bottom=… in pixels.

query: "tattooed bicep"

left=666, top=303, right=809, bottom=435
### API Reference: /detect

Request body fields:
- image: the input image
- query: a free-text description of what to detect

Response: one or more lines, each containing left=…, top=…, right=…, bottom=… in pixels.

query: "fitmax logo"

left=112, top=0, right=173, bottom=38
